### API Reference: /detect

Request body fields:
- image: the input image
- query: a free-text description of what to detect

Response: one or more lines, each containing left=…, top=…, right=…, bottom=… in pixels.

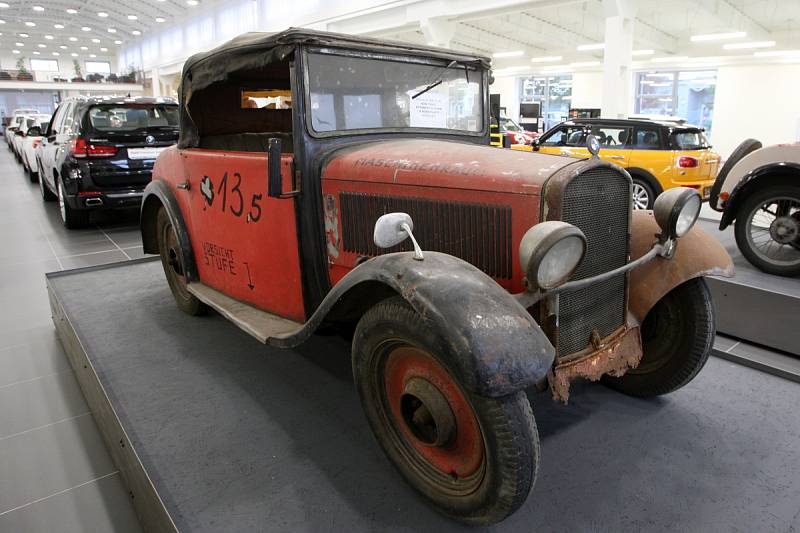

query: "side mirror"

left=15, top=130, right=24, bottom=136
left=531, top=138, right=540, bottom=150
left=27, top=127, right=41, bottom=137
left=267, top=137, right=282, bottom=198
left=374, top=212, right=424, bottom=260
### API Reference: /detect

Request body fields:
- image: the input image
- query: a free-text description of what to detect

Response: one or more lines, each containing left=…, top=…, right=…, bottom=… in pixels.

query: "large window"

left=635, top=70, right=716, bottom=137
left=519, top=75, right=572, bottom=131
left=306, top=52, right=483, bottom=134
left=85, top=61, right=111, bottom=74
left=87, top=104, right=179, bottom=132
left=30, top=59, right=59, bottom=72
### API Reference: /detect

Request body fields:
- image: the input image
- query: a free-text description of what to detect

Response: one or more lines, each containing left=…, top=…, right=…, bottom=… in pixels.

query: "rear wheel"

left=39, top=168, right=56, bottom=202
left=734, top=182, right=800, bottom=277
left=57, top=179, right=90, bottom=229
left=156, top=207, right=207, bottom=315
left=352, top=297, right=538, bottom=525
left=602, top=278, right=714, bottom=397
left=631, top=178, right=655, bottom=210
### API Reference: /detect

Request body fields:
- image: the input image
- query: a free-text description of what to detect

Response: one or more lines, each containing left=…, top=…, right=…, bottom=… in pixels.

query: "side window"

left=540, top=125, right=587, bottom=147
left=631, top=127, right=661, bottom=150
left=46, top=106, right=64, bottom=135
left=61, top=104, right=78, bottom=135
left=587, top=124, right=631, bottom=148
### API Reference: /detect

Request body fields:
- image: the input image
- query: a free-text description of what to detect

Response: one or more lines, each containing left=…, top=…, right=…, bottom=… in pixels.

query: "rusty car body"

left=140, top=28, right=733, bottom=525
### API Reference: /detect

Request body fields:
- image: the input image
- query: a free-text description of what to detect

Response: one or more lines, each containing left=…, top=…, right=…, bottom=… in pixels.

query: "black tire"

left=56, top=178, right=90, bottom=229
left=709, top=138, right=762, bottom=211
left=26, top=163, right=38, bottom=183
left=39, top=168, right=56, bottom=202
left=631, top=178, right=655, bottom=210
left=734, top=181, right=800, bottom=277
left=156, top=207, right=207, bottom=315
left=602, top=278, right=714, bottom=397
left=352, top=296, right=538, bottom=525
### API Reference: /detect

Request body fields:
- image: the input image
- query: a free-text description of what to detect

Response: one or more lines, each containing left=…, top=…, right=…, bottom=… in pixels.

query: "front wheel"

left=352, top=297, right=538, bottom=525
left=602, top=278, right=714, bottom=397
left=733, top=182, right=800, bottom=277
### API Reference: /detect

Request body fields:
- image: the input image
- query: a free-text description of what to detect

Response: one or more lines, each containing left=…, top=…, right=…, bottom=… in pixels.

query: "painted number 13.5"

left=214, top=171, right=262, bottom=222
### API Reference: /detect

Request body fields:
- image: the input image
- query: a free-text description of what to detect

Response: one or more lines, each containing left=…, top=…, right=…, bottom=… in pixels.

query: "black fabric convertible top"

left=178, top=28, right=491, bottom=148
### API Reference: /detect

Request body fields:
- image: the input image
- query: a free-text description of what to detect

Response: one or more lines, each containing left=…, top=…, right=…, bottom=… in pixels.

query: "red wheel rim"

left=384, top=346, right=484, bottom=479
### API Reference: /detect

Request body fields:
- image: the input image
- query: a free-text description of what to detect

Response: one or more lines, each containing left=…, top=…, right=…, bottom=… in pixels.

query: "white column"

left=151, top=68, right=162, bottom=97
left=601, top=0, right=636, bottom=118
left=420, top=17, right=456, bottom=48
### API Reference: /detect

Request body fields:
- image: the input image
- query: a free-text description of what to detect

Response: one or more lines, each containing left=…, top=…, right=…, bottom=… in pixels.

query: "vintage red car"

left=140, top=29, right=733, bottom=525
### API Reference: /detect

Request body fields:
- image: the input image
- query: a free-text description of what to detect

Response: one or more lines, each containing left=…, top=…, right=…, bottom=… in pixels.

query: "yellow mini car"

left=514, top=118, right=720, bottom=209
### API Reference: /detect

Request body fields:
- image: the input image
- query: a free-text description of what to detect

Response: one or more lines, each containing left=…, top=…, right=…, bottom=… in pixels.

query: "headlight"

left=519, top=221, right=587, bottom=291
left=653, top=187, right=701, bottom=238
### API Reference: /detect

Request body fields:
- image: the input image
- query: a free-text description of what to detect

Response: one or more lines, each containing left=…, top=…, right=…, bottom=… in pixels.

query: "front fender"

left=293, top=252, right=555, bottom=398
left=628, top=211, right=733, bottom=322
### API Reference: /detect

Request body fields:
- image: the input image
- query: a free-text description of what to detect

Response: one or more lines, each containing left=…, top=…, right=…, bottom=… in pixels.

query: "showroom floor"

left=0, top=147, right=142, bottom=532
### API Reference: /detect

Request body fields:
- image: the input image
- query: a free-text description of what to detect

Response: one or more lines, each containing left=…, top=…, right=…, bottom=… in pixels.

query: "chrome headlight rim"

left=519, top=221, right=587, bottom=292
left=653, top=187, right=702, bottom=239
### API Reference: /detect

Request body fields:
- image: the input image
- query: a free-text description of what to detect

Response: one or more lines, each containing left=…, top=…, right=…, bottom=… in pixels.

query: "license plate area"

left=128, top=147, right=166, bottom=160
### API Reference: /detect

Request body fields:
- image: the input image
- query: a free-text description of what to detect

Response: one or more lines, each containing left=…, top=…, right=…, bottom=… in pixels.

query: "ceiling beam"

left=690, top=0, right=772, bottom=40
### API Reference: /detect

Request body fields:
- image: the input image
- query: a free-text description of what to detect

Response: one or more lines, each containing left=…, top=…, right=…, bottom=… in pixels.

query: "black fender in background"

left=140, top=180, right=199, bottom=282
left=719, top=161, right=800, bottom=230
left=276, top=251, right=556, bottom=398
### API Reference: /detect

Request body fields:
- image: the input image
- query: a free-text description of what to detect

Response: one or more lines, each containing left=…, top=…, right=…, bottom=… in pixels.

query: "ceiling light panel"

left=690, top=31, right=746, bottom=42
left=723, top=40, right=776, bottom=50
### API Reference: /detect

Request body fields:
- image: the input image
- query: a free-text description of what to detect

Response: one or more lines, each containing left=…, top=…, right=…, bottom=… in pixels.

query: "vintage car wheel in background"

left=352, top=296, right=539, bottom=525
left=156, top=207, right=207, bottom=315
left=734, top=182, right=800, bottom=277
left=602, top=278, right=714, bottom=397
left=631, top=179, right=655, bottom=210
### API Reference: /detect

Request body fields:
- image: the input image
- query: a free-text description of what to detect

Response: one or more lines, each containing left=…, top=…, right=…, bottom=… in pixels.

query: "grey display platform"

left=698, top=218, right=800, bottom=358
left=47, top=259, right=800, bottom=532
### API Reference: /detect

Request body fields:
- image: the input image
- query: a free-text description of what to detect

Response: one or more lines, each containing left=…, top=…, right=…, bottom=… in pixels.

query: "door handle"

left=177, top=181, right=190, bottom=190
left=607, top=155, right=625, bottom=160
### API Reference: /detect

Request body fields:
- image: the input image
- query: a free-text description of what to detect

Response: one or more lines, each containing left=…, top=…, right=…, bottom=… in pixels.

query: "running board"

left=187, top=282, right=303, bottom=344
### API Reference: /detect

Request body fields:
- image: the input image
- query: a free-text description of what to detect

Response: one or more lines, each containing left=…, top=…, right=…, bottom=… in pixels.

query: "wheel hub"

left=400, top=377, right=456, bottom=448
left=770, top=216, right=799, bottom=244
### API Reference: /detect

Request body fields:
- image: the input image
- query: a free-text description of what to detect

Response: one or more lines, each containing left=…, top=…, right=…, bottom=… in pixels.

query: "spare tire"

left=709, top=138, right=762, bottom=211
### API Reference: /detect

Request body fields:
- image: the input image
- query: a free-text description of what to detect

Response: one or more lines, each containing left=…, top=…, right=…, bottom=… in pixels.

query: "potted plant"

left=16, top=58, right=33, bottom=81
left=71, top=59, right=84, bottom=82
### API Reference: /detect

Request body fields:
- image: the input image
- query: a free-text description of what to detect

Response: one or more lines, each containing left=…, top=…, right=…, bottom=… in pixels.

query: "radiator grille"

left=340, top=192, right=513, bottom=279
left=557, top=167, right=630, bottom=356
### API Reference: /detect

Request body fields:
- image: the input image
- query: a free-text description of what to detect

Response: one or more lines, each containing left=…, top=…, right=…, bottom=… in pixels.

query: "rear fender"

left=628, top=210, right=733, bottom=322
left=311, top=252, right=555, bottom=398
left=140, top=180, right=198, bottom=282
left=719, top=162, right=800, bottom=229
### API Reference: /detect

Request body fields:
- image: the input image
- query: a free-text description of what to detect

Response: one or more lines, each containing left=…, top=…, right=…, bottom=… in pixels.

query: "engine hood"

left=321, top=139, right=578, bottom=195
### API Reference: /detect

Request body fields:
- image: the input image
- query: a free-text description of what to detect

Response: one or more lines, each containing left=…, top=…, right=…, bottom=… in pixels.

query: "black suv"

left=37, top=96, right=179, bottom=228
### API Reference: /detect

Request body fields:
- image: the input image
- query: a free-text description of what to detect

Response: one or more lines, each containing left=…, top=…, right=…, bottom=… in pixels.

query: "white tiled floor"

left=0, top=145, right=142, bottom=532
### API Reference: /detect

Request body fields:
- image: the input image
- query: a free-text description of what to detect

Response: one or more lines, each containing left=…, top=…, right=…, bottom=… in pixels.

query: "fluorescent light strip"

left=492, top=50, right=524, bottom=58
left=632, top=49, right=655, bottom=56
left=569, top=61, right=601, bottom=67
left=577, top=43, right=604, bottom=51
left=753, top=49, right=800, bottom=57
left=530, top=55, right=562, bottom=63
left=690, top=31, right=746, bottom=42
left=723, top=40, right=775, bottom=50
left=652, top=56, right=689, bottom=63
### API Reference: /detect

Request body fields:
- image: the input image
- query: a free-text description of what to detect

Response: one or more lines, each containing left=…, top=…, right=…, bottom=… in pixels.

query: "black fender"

left=279, top=251, right=555, bottom=398
left=140, top=180, right=199, bottom=282
left=720, top=161, right=800, bottom=229
left=626, top=167, right=663, bottom=196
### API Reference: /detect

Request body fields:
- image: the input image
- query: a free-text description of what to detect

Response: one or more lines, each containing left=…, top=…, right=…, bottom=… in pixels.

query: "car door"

left=40, top=104, right=68, bottom=189
left=179, top=147, right=307, bottom=323
left=586, top=123, right=632, bottom=167
left=628, top=125, right=672, bottom=187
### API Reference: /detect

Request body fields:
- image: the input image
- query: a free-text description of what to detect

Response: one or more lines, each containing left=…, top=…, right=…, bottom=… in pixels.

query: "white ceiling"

left=0, top=0, right=201, bottom=64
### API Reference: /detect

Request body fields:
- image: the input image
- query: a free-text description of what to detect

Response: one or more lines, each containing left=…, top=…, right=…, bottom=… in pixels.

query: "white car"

left=4, top=108, right=39, bottom=147
left=11, top=114, right=51, bottom=160
left=709, top=139, right=800, bottom=277
left=19, top=116, right=50, bottom=182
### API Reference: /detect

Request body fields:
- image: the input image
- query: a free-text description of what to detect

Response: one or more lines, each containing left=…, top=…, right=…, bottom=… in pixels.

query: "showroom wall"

left=0, top=53, right=119, bottom=82
left=570, top=72, right=604, bottom=110
left=713, top=63, right=800, bottom=159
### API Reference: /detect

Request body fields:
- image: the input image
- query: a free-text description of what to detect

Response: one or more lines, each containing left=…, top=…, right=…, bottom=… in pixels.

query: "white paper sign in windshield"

left=409, top=91, right=448, bottom=129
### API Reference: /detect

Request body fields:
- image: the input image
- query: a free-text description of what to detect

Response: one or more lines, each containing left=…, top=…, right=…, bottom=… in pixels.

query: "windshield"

left=88, top=105, right=179, bottom=132
left=306, top=52, right=483, bottom=135
left=670, top=130, right=709, bottom=150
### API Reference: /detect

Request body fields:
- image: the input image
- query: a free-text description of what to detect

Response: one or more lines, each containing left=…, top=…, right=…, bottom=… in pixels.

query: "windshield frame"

left=301, top=47, right=488, bottom=139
